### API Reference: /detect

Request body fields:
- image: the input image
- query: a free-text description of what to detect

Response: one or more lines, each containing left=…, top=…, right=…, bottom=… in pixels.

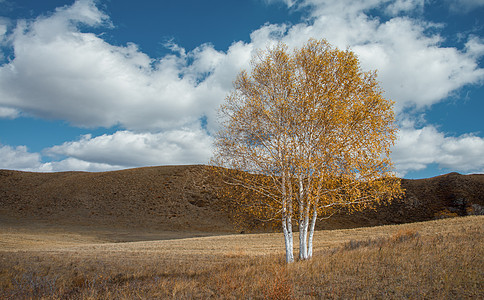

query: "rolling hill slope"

left=1, top=165, right=483, bottom=233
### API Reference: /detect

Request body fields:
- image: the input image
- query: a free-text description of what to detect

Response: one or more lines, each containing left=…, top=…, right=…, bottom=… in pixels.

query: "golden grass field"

left=1, top=215, right=482, bottom=299
left=1, top=166, right=484, bottom=298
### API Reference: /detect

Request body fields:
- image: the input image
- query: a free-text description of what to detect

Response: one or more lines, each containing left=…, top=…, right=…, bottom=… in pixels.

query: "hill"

left=1, top=165, right=483, bottom=233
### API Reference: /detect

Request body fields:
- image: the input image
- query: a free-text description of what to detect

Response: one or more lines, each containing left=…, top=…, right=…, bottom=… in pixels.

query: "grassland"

left=1, top=215, right=482, bottom=299
left=1, top=166, right=483, bottom=298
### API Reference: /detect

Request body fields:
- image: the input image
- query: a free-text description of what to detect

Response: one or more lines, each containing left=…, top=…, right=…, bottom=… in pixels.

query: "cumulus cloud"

left=392, top=125, right=484, bottom=176
left=45, top=128, right=213, bottom=168
left=0, top=144, right=43, bottom=171
left=0, top=106, right=18, bottom=118
left=0, top=0, right=252, bottom=130
left=279, top=0, right=484, bottom=111
left=40, top=158, right=125, bottom=173
left=2, top=0, right=483, bottom=124
left=0, top=127, right=213, bottom=172
left=0, top=143, right=124, bottom=172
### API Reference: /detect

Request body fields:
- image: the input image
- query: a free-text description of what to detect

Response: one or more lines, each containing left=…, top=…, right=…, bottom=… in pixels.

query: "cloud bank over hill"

left=0, top=0, right=483, bottom=175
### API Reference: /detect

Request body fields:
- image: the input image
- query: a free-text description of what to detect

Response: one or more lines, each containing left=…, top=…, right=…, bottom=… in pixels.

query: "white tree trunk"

left=298, top=220, right=306, bottom=260
left=297, top=175, right=309, bottom=260
left=282, top=215, right=294, bottom=263
left=299, top=215, right=310, bottom=260
left=281, top=170, right=294, bottom=263
left=307, top=209, right=318, bottom=258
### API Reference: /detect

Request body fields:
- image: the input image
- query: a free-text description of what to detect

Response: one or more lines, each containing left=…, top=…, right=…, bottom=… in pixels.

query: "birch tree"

left=211, top=39, right=403, bottom=263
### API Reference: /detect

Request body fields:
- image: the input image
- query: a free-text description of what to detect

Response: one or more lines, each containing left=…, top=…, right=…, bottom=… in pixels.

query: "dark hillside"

left=326, top=172, right=484, bottom=228
left=1, top=166, right=483, bottom=232
left=0, top=165, right=232, bottom=232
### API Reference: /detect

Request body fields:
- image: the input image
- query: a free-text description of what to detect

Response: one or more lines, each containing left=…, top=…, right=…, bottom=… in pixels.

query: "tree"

left=211, top=39, right=403, bottom=263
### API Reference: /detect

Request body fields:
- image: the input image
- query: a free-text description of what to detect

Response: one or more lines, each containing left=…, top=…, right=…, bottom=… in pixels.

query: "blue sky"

left=0, top=0, right=483, bottom=178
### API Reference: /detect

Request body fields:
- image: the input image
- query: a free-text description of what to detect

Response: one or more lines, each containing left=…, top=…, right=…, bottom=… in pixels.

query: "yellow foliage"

left=211, top=39, right=403, bottom=238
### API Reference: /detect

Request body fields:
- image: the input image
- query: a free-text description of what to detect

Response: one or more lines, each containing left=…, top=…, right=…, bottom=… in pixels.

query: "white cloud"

left=0, top=106, right=18, bottom=118
left=280, top=0, right=484, bottom=111
left=45, top=128, right=213, bottom=168
left=0, top=126, right=213, bottom=172
left=0, top=0, right=251, bottom=131
left=2, top=0, right=483, bottom=126
left=40, top=157, right=124, bottom=173
left=392, top=125, right=484, bottom=176
left=385, top=0, right=424, bottom=15
left=439, top=135, right=484, bottom=170
left=392, top=126, right=444, bottom=174
left=0, top=143, right=124, bottom=172
left=465, top=36, right=484, bottom=58
left=0, top=144, right=42, bottom=171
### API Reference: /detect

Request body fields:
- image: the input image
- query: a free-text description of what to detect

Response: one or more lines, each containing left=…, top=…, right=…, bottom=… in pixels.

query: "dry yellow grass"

left=1, top=216, right=482, bottom=299
left=2, top=167, right=483, bottom=298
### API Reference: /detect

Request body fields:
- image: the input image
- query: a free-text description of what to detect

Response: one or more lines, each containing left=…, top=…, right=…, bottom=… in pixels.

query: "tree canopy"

left=211, top=39, right=403, bottom=263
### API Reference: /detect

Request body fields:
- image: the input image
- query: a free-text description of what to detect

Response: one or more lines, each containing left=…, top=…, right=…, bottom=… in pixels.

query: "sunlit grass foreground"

left=1, top=216, right=482, bottom=299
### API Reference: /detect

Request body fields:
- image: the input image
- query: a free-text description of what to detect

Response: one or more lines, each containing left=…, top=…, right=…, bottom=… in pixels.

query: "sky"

left=0, top=0, right=483, bottom=179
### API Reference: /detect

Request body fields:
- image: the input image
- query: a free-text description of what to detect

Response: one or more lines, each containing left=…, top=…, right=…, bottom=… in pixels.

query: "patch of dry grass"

left=1, top=216, right=482, bottom=299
